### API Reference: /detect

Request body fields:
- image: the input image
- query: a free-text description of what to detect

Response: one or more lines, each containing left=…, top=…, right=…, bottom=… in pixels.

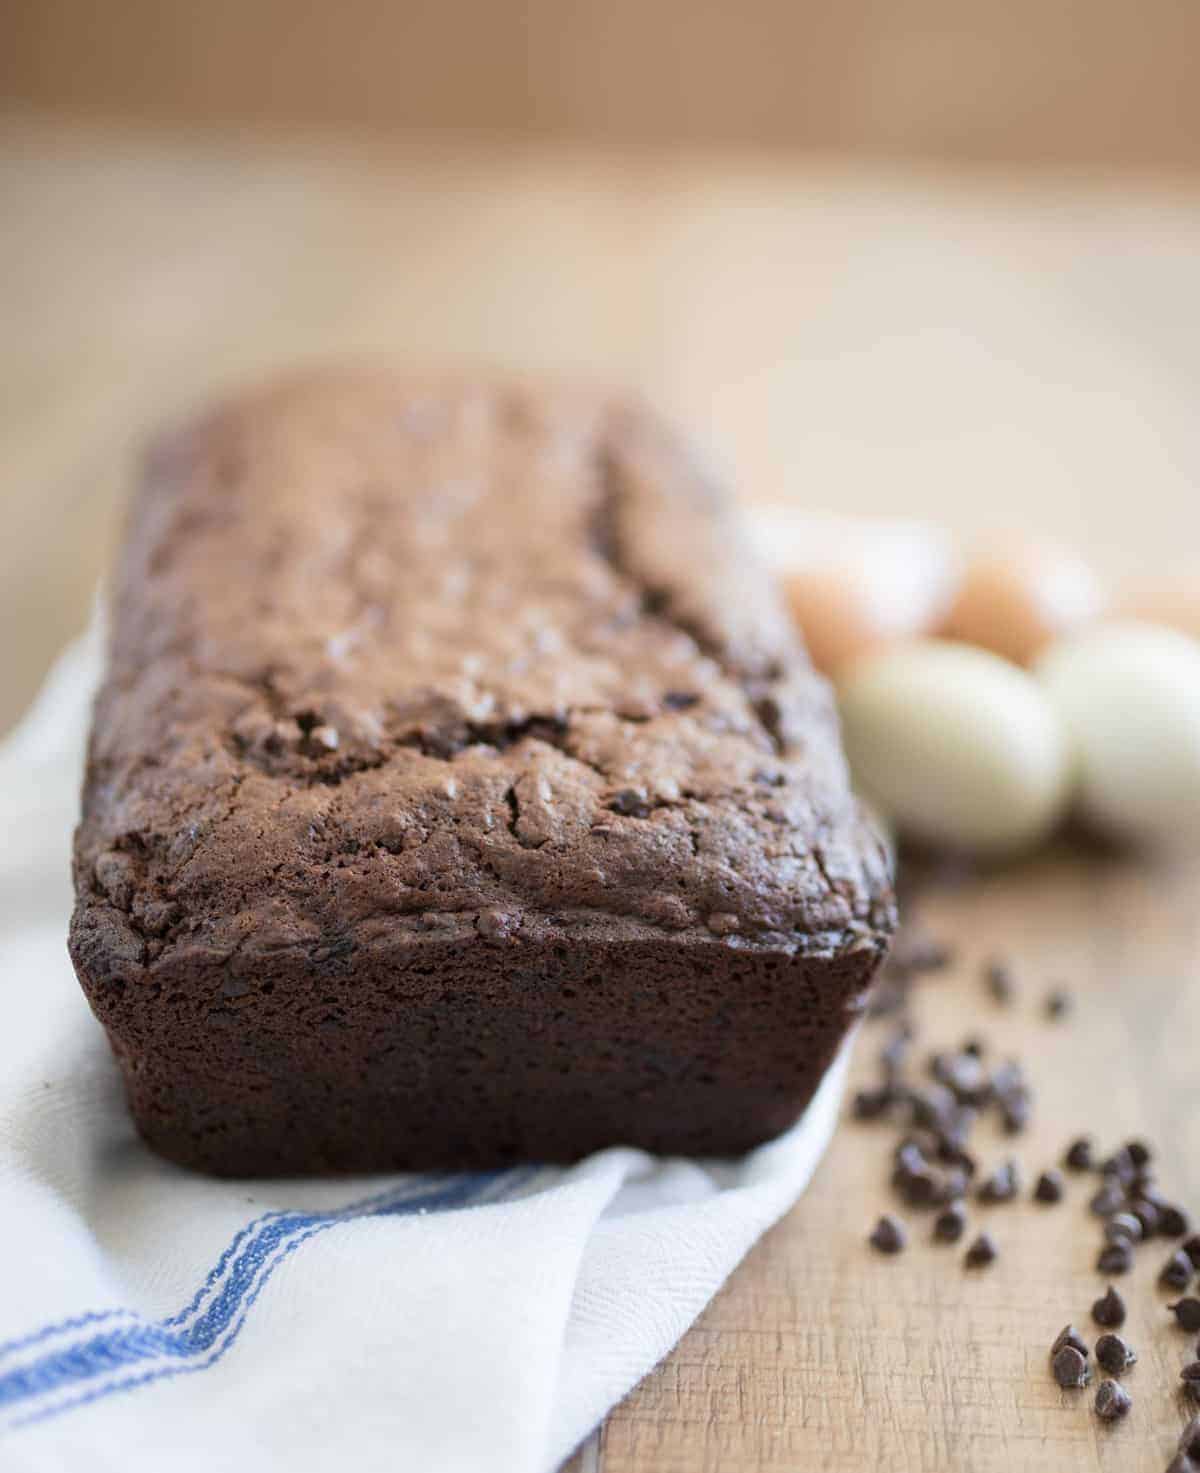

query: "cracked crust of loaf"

left=69, top=367, right=896, bottom=1174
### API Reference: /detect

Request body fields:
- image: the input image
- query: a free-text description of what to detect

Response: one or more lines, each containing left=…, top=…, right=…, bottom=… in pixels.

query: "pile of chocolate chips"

left=856, top=941, right=1199, bottom=1463
left=857, top=947, right=1037, bottom=1273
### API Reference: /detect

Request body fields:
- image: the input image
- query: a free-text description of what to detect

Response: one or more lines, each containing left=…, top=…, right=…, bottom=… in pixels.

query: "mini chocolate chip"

left=1170, top=1300, right=1200, bottom=1333
left=1000, top=1091, right=1032, bottom=1134
left=1162, top=1251, right=1195, bottom=1292
left=1102, top=1146, right=1137, bottom=1184
left=1131, top=1198, right=1163, bottom=1236
left=937, top=1142, right=978, bottom=1180
left=1034, top=1169, right=1064, bottom=1204
left=1126, top=1139, right=1153, bottom=1169
left=1094, top=1378, right=1131, bottom=1421
left=662, top=690, right=700, bottom=711
left=895, top=1137, right=933, bottom=1170
left=935, top=1167, right=970, bottom=1205
left=1183, top=1363, right=1200, bottom=1403
left=609, top=787, right=648, bottom=816
left=1095, top=1333, right=1137, bottom=1374
left=1090, top=1183, right=1126, bottom=1218
left=879, top=1027, right=912, bottom=1081
left=1185, top=1236, right=1200, bottom=1270
left=965, top=1231, right=998, bottom=1268
left=909, top=1084, right=958, bottom=1134
left=978, top=1160, right=1021, bottom=1204
left=934, top=1202, right=967, bottom=1242
left=932, top=1051, right=992, bottom=1107
left=853, top=1087, right=894, bottom=1120
left=869, top=1214, right=907, bottom=1254
left=897, top=936, right=954, bottom=974
left=1092, top=1286, right=1127, bottom=1328
left=1052, top=1325, right=1091, bottom=1359
left=1105, top=1212, right=1144, bottom=1245
left=1045, top=987, right=1073, bottom=1020
left=984, top=958, right=1015, bottom=1003
left=1065, top=1136, right=1095, bottom=1171
left=1181, top=1414, right=1200, bottom=1458
left=1162, top=1207, right=1193, bottom=1239
left=962, top=1036, right=985, bottom=1058
left=899, top=1166, right=942, bottom=1208
left=1051, top=1344, right=1090, bottom=1388
left=1097, top=1242, right=1133, bottom=1275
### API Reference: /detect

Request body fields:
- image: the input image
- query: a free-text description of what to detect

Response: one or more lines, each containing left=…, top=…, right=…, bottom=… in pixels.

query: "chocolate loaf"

left=69, top=369, right=895, bottom=1175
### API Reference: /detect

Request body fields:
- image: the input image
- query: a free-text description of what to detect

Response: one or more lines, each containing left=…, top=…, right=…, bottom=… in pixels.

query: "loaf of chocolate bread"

left=69, top=369, right=895, bottom=1175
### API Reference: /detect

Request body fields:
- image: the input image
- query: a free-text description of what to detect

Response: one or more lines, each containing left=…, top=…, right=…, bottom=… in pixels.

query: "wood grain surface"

left=3, top=113, right=1199, bottom=1471
left=567, top=850, right=1200, bottom=1471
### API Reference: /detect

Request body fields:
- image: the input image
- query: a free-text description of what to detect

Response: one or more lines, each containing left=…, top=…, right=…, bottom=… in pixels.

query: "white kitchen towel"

left=0, top=626, right=850, bottom=1473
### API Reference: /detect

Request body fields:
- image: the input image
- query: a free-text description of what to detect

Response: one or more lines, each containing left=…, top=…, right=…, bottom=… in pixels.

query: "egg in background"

left=1037, top=622, right=1200, bottom=849
left=838, top=641, right=1071, bottom=857
left=1116, top=576, right=1200, bottom=643
left=748, top=508, right=960, bottom=676
left=942, top=538, right=1106, bottom=667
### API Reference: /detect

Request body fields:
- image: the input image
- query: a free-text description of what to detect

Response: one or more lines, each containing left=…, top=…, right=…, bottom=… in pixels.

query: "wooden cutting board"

left=568, top=850, right=1200, bottom=1471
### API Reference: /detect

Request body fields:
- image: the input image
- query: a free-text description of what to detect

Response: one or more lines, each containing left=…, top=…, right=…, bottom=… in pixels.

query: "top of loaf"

left=74, top=368, right=894, bottom=977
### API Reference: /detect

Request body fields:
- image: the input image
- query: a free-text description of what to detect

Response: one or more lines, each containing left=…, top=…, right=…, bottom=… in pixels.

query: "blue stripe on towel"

left=3, top=1166, right=537, bottom=1431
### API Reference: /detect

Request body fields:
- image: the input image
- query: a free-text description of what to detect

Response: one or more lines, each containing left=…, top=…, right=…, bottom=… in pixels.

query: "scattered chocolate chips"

left=1095, top=1333, right=1137, bottom=1374
left=1162, top=1206, right=1193, bottom=1239
left=869, top=1214, right=907, bottom=1255
left=1162, top=1250, right=1195, bottom=1292
left=1045, top=987, right=1073, bottom=1020
left=1092, top=1286, right=1127, bottom=1328
left=965, top=1232, right=998, bottom=1268
left=1096, top=1241, right=1133, bottom=1275
left=1183, top=1363, right=1200, bottom=1404
left=1064, top=1136, right=1095, bottom=1172
left=1034, top=1169, right=1065, bottom=1205
left=1185, top=1236, right=1200, bottom=1271
left=933, top=1202, right=967, bottom=1243
left=1093, top=1378, right=1131, bottom=1421
left=978, top=1160, right=1021, bottom=1204
left=1051, top=1344, right=1091, bottom=1389
left=1170, top=1300, right=1200, bottom=1333
left=1052, top=1325, right=1091, bottom=1359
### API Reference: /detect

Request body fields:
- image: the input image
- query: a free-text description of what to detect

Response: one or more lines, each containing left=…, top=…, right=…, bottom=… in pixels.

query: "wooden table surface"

left=4, top=113, right=1199, bottom=1471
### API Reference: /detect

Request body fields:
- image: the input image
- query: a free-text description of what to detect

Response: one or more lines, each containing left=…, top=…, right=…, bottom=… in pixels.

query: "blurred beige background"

left=4, top=1, right=1200, bottom=735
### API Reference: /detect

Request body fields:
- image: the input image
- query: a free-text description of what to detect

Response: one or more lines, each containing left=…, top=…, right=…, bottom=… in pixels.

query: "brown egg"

left=752, top=509, right=959, bottom=677
left=1117, top=577, right=1200, bottom=641
left=782, top=570, right=896, bottom=675
left=943, top=540, right=1105, bottom=666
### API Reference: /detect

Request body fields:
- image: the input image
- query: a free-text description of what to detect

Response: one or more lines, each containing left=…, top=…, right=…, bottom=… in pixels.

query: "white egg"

left=1037, top=622, right=1200, bottom=847
left=838, top=642, right=1071, bottom=855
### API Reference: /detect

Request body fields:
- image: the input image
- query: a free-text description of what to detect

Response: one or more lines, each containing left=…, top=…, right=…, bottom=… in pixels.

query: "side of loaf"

left=69, top=369, right=895, bottom=1175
